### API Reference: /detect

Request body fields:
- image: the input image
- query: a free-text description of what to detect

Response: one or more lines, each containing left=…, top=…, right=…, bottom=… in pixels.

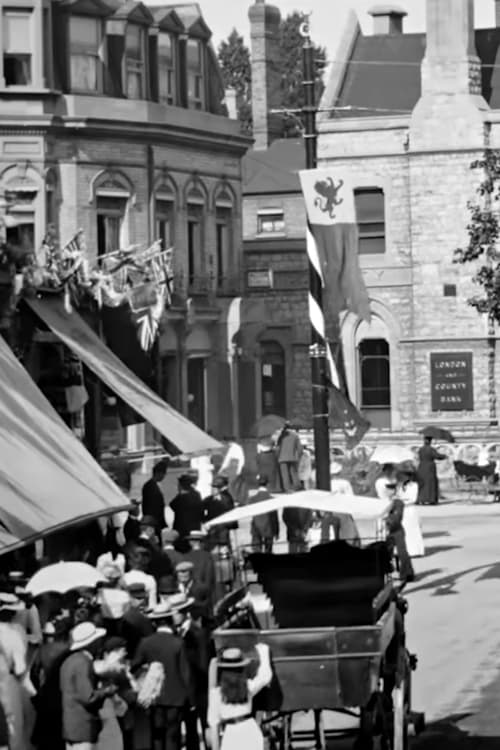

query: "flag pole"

left=300, top=18, right=331, bottom=490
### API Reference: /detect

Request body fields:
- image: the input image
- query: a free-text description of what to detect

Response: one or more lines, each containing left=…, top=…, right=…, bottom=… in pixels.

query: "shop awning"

left=28, top=297, right=221, bottom=456
left=0, top=334, right=130, bottom=555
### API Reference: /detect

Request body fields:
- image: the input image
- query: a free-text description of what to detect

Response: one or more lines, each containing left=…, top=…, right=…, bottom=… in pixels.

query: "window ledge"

left=0, top=86, right=61, bottom=96
left=256, top=232, right=287, bottom=238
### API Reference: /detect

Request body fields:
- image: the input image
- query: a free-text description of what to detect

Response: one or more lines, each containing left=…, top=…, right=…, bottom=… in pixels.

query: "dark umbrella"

left=419, top=426, right=455, bottom=443
left=251, top=414, right=286, bottom=439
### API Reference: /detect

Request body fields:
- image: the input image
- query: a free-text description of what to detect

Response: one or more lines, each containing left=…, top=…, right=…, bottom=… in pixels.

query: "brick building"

left=240, top=0, right=500, bottom=440
left=0, top=1, right=249, bottom=443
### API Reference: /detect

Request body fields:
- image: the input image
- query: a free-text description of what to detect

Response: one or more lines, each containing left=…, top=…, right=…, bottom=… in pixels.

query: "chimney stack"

left=410, top=0, right=487, bottom=150
left=368, top=5, right=407, bottom=35
left=248, top=0, right=282, bottom=150
left=496, top=0, right=500, bottom=28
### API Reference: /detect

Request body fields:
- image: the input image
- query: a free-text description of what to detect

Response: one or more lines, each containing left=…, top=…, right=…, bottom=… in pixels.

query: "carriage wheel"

left=281, top=714, right=292, bottom=750
left=392, top=680, right=408, bottom=750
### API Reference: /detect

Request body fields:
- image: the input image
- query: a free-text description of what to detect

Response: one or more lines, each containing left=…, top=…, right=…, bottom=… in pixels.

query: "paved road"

left=283, top=503, right=500, bottom=748
left=406, top=504, right=500, bottom=749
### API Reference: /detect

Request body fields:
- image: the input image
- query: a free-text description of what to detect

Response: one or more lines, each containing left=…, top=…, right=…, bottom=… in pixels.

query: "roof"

left=242, top=138, right=305, bottom=195
left=333, top=27, right=500, bottom=118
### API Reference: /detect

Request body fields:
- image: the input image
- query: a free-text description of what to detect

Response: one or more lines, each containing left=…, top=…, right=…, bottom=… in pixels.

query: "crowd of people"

left=0, top=458, right=277, bottom=750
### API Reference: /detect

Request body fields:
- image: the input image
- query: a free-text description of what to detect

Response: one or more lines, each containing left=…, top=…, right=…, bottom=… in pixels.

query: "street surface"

left=260, top=502, right=500, bottom=748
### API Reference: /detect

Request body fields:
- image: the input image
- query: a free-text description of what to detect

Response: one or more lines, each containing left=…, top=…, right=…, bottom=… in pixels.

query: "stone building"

left=240, top=0, right=500, bottom=440
left=0, top=1, right=249, bottom=444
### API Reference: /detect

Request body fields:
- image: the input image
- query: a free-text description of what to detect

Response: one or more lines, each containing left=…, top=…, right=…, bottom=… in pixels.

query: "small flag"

left=299, top=168, right=371, bottom=323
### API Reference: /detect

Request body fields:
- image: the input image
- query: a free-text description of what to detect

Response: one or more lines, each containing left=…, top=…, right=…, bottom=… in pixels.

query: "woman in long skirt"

left=396, top=467, right=425, bottom=558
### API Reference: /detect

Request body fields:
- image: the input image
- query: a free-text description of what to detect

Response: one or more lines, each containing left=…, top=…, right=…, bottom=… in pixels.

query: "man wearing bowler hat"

left=175, top=562, right=210, bottom=624
left=170, top=475, right=204, bottom=540
left=142, top=460, right=169, bottom=531
left=133, top=601, right=195, bottom=750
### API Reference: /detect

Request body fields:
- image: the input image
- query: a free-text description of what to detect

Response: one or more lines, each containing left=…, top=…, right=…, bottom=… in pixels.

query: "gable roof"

left=331, top=27, right=500, bottom=118
left=169, top=3, right=211, bottom=39
left=243, top=138, right=305, bottom=195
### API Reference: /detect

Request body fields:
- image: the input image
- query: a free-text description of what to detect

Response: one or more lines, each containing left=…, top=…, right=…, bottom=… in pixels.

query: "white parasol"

left=26, top=562, right=105, bottom=597
left=204, top=489, right=391, bottom=528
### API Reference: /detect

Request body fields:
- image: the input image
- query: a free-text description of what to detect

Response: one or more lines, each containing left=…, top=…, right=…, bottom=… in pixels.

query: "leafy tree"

left=454, top=149, right=500, bottom=422
left=278, top=11, right=327, bottom=137
left=217, top=29, right=253, bottom=135
left=217, top=13, right=327, bottom=138
left=454, top=150, right=500, bottom=321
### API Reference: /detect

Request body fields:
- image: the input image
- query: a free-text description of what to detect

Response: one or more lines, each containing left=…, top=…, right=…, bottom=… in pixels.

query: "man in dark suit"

left=184, top=531, right=215, bottom=593
left=123, top=498, right=142, bottom=544
left=132, top=602, right=195, bottom=750
left=203, top=476, right=237, bottom=550
left=249, top=475, right=279, bottom=553
left=170, top=475, right=204, bottom=540
left=170, top=593, right=209, bottom=750
left=142, top=460, right=169, bottom=531
left=175, top=561, right=210, bottom=624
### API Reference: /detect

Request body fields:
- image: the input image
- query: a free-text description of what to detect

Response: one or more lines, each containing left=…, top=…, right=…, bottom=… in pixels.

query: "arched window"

left=92, top=171, right=132, bottom=257
left=185, top=182, right=206, bottom=289
left=358, top=338, right=391, bottom=428
left=214, top=186, right=234, bottom=290
left=155, top=180, right=176, bottom=250
left=260, top=340, right=286, bottom=417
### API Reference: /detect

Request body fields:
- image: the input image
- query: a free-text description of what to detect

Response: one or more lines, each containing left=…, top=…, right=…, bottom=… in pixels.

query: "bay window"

left=158, top=31, right=176, bottom=105
left=69, top=16, right=102, bottom=93
left=3, top=9, right=33, bottom=86
left=125, top=24, right=146, bottom=99
left=186, top=38, right=204, bottom=109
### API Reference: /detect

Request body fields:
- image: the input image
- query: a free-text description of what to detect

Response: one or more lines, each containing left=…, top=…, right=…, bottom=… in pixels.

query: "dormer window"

left=125, top=24, right=146, bottom=99
left=3, top=8, right=33, bottom=86
left=69, top=17, right=103, bottom=93
left=158, top=32, right=176, bottom=105
left=186, top=38, right=204, bottom=110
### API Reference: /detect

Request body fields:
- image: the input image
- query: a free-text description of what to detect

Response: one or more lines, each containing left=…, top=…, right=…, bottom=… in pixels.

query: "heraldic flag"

left=299, top=167, right=371, bottom=449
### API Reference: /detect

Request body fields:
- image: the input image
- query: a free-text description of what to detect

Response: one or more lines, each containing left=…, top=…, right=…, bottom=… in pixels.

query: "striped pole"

left=301, top=21, right=331, bottom=490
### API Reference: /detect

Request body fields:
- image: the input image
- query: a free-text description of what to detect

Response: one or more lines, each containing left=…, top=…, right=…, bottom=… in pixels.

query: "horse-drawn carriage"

left=207, top=491, right=425, bottom=749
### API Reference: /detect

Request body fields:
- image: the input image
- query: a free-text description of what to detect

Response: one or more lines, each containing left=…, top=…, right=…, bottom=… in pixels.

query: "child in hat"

left=207, top=642, right=272, bottom=750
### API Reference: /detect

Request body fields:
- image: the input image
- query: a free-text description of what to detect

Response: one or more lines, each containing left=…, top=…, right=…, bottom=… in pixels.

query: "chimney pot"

left=368, top=4, right=407, bottom=35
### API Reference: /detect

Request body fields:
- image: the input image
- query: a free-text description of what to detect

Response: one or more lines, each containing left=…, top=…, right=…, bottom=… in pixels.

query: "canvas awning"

left=28, top=296, right=221, bottom=456
left=0, top=334, right=130, bottom=555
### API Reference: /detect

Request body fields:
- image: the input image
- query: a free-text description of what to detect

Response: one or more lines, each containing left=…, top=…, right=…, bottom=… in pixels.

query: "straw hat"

left=217, top=647, right=250, bottom=669
left=147, top=601, right=174, bottom=620
left=69, top=622, right=106, bottom=651
left=175, top=561, right=194, bottom=573
left=166, top=592, right=194, bottom=613
left=101, top=563, right=123, bottom=582
left=186, top=530, right=207, bottom=541
left=0, top=593, right=24, bottom=612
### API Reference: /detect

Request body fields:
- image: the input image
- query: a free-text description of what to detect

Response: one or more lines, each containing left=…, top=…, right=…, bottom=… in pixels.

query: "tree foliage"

left=217, top=13, right=327, bottom=137
left=217, top=29, right=253, bottom=135
left=454, top=150, right=500, bottom=322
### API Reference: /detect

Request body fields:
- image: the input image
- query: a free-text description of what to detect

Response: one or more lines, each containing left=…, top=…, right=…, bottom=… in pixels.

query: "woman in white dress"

left=396, top=467, right=425, bottom=558
left=207, top=643, right=272, bottom=750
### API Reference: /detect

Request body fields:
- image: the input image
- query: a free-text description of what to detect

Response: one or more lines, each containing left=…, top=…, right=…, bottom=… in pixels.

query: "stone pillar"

left=410, top=0, right=488, bottom=151
left=248, top=0, right=282, bottom=150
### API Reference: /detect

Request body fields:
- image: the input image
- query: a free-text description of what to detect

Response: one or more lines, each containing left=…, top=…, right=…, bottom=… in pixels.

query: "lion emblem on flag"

left=314, top=177, right=344, bottom=218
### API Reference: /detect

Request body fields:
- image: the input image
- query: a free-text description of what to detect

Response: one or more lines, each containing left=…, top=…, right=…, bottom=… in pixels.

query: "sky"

left=155, top=0, right=497, bottom=58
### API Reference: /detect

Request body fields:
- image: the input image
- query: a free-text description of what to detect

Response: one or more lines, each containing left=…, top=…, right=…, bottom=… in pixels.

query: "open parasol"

left=419, top=426, right=455, bottom=443
left=26, top=562, right=105, bottom=597
left=251, top=414, right=286, bottom=440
